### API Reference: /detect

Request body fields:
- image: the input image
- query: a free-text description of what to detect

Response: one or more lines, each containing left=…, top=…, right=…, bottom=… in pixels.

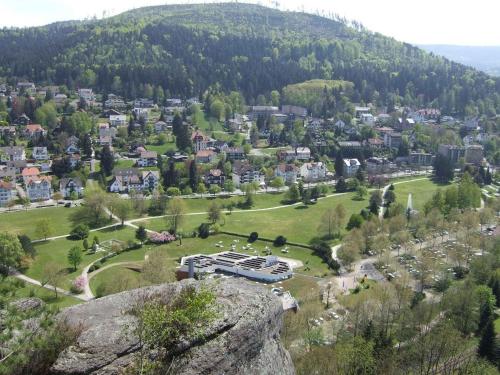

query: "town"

left=1, top=2, right=500, bottom=374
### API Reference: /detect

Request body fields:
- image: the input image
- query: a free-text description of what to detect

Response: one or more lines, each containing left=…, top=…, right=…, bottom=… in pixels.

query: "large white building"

left=343, top=158, right=361, bottom=177
left=232, top=161, right=265, bottom=187
left=179, top=252, right=293, bottom=282
left=300, top=162, right=326, bottom=182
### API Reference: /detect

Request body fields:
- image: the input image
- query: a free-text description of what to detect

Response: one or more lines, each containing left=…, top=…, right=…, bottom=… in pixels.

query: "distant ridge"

left=420, top=44, right=500, bottom=76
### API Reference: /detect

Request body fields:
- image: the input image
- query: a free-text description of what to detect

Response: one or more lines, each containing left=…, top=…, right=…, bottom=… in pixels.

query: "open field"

left=394, top=178, right=452, bottom=211
left=0, top=206, right=75, bottom=239
left=145, top=141, right=177, bottom=155
left=144, top=191, right=366, bottom=245
left=26, top=226, right=137, bottom=289
left=90, top=265, right=143, bottom=295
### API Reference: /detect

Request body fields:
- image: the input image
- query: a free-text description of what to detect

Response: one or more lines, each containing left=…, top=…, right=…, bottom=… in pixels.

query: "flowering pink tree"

left=148, top=231, right=176, bottom=244
left=72, top=275, right=87, bottom=294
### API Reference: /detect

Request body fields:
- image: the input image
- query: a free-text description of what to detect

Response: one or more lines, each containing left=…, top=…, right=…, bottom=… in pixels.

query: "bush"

left=198, top=223, right=210, bottom=239
left=248, top=232, right=259, bottom=243
left=273, top=235, right=287, bottom=247
left=452, top=266, right=469, bottom=279
left=411, top=291, right=426, bottom=307
left=70, top=276, right=86, bottom=294
left=70, top=224, right=89, bottom=240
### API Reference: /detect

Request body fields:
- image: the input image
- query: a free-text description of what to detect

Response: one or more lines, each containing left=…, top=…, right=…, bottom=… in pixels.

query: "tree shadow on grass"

left=295, top=205, right=309, bottom=210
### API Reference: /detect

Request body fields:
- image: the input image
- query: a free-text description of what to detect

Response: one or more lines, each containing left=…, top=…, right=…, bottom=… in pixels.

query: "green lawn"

left=26, top=226, right=137, bottom=290
left=394, top=178, right=452, bottom=212
left=2, top=277, right=81, bottom=309
left=90, top=265, right=143, bottom=295
left=144, top=191, right=366, bottom=245
left=96, top=233, right=331, bottom=279
left=146, top=141, right=177, bottom=155
left=114, top=159, right=136, bottom=169
left=0, top=206, right=75, bottom=239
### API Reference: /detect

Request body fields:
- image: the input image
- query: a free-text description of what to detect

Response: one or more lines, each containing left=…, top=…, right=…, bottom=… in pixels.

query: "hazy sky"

left=1, top=0, right=499, bottom=46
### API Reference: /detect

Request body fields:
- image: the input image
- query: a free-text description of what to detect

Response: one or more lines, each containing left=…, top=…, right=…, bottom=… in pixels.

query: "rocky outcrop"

left=51, top=278, right=295, bottom=375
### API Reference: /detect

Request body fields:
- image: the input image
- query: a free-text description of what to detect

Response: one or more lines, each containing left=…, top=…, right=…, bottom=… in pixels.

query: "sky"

left=1, top=0, right=499, bottom=46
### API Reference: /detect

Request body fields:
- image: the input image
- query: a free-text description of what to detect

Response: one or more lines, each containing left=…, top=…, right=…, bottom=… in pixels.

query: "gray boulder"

left=51, top=278, right=295, bottom=375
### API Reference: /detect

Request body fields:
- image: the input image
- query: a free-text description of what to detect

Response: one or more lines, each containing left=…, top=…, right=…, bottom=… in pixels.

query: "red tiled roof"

left=22, top=167, right=40, bottom=176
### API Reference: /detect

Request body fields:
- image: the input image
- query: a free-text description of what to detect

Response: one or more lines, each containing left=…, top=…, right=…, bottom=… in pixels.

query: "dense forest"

left=0, top=3, right=500, bottom=115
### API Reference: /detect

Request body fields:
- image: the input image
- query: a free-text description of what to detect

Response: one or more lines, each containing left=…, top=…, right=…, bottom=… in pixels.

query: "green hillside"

left=0, top=3, right=499, bottom=115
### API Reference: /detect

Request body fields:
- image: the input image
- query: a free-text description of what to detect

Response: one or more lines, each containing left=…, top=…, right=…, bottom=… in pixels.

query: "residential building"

left=24, top=124, right=46, bottom=140
left=409, top=108, right=441, bottom=122
left=109, top=114, right=127, bottom=127
left=355, top=106, right=371, bottom=118
left=338, top=141, right=363, bottom=152
left=366, top=138, right=384, bottom=149
left=133, top=98, right=154, bottom=108
left=104, top=95, right=126, bottom=109
left=277, top=147, right=311, bottom=162
left=438, top=144, right=466, bottom=164
left=32, top=147, right=48, bottom=160
left=132, top=107, right=149, bottom=122
left=465, top=145, right=484, bottom=165
left=464, top=117, right=480, bottom=131
left=409, top=152, right=434, bottom=166
left=65, top=136, right=80, bottom=154
left=195, top=150, right=217, bottom=164
left=69, top=154, right=82, bottom=169
left=249, top=106, right=280, bottom=120
left=12, top=114, right=31, bottom=126
left=205, top=169, right=225, bottom=186
left=232, top=161, right=265, bottom=187
left=343, top=159, right=361, bottom=177
left=383, top=132, right=402, bottom=149
left=361, top=113, right=375, bottom=125
left=22, top=167, right=40, bottom=185
left=0, top=146, right=26, bottom=162
left=26, top=176, right=52, bottom=201
left=275, top=164, right=300, bottom=184
left=0, top=166, right=16, bottom=180
left=6, top=160, right=27, bottom=174
left=154, top=121, right=171, bottom=132
left=166, top=98, right=182, bottom=107
left=0, top=126, right=16, bottom=137
left=59, top=177, right=83, bottom=199
left=192, top=131, right=213, bottom=152
left=377, top=113, right=392, bottom=124
left=109, top=168, right=159, bottom=193
left=300, top=162, right=326, bottom=182
left=224, top=147, right=246, bottom=161
left=17, top=82, right=35, bottom=93
left=54, top=93, right=68, bottom=106
left=366, top=157, right=394, bottom=174
left=0, top=180, right=15, bottom=206
left=78, top=89, right=95, bottom=103
left=138, top=151, right=158, bottom=167
left=142, top=171, right=160, bottom=191
left=281, top=105, right=307, bottom=118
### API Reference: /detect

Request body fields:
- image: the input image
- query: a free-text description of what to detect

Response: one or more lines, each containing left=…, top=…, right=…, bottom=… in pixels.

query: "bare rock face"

left=51, top=278, right=295, bottom=375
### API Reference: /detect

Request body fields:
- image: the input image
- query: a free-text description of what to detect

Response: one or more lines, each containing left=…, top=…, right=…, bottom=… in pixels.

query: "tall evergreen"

left=101, top=145, right=115, bottom=176
left=172, top=112, right=183, bottom=137
left=189, top=160, right=199, bottom=191
left=176, top=124, right=192, bottom=151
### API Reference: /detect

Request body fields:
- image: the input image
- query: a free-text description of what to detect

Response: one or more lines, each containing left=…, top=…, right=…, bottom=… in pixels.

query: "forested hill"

left=0, top=3, right=499, bottom=115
